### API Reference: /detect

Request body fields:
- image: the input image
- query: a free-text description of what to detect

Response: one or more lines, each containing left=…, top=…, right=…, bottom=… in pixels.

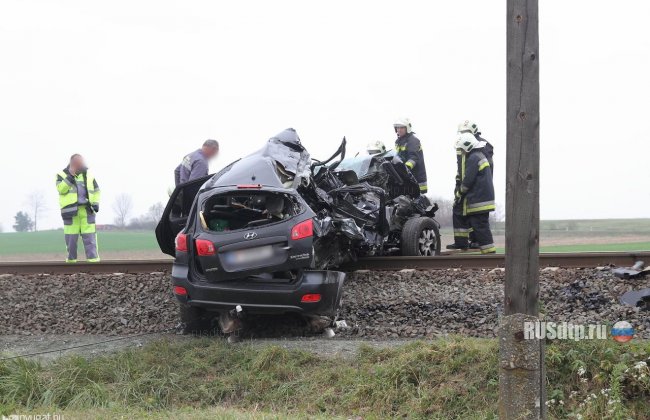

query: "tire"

left=400, top=217, right=441, bottom=256
left=178, top=301, right=212, bottom=334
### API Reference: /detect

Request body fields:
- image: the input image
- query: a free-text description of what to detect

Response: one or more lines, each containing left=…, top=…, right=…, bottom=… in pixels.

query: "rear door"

left=155, top=175, right=212, bottom=256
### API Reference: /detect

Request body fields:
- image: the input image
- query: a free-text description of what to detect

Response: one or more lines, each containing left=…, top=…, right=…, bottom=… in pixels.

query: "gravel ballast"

left=1, top=268, right=649, bottom=339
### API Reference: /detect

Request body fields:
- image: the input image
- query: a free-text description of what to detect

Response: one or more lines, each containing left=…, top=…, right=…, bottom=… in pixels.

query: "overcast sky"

left=1, top=0, right=649, bottom=231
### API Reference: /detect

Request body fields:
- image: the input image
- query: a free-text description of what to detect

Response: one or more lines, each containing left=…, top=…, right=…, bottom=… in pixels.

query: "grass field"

left=1, top=338, right=649, bottom=419
left=0, top=230, right=159, bottom=256
left=0, top=218, right=649, bottom=260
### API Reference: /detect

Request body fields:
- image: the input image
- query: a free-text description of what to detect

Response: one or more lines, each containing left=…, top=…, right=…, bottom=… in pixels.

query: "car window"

left=336, top=156, right=372, bottom=177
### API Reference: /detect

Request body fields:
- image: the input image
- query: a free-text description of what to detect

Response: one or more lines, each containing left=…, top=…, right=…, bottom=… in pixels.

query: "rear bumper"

left=171, top=264, right=345, bottom=317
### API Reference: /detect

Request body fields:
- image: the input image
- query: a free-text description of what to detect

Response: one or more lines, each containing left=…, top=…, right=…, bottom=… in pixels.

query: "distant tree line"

left=108, top=193, right=164, bottom=230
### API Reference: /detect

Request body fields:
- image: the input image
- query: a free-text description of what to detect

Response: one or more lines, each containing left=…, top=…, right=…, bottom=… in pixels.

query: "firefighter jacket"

left=395, top=132, right=427, bottom=189
left=476, top=135, right=494, bottom=173
left=455, top=135, right=494, bottom=193
left=458, top=148, right=495, bottom=216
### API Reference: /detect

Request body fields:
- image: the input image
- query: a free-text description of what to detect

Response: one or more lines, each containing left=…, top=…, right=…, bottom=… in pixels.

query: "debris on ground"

left=620, top=288, right=650, bottom=310
left=612, top=260, right=649, bottom=279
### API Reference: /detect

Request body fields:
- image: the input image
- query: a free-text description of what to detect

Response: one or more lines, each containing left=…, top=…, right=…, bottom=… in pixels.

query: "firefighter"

left=174, top=139, right=219, bottom=186
left=447, top=133, right=496, bottom=254
left=456, top=120, right=494, bottom=247
left=393, top=118, right=428, bottom=193
left=55, top=154, right=101, bottom=263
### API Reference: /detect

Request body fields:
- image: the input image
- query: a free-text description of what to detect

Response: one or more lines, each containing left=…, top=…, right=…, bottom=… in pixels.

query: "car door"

left=156, top=175, right=212, bottom=256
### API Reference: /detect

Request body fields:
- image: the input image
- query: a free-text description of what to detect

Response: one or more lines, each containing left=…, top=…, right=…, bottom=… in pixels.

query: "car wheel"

left=178, top=301, right=212, bottom=334
left=401, top=217, right=441, bottom=256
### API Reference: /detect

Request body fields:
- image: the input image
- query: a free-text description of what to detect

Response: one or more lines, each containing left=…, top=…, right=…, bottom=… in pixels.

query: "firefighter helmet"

left=457, top=120, right=480, bottom=135
left=455, top=132, right=480, bottom=153
left=367, top=140, right=387, bottom=155
left=393, top=118, right=413, bottom=133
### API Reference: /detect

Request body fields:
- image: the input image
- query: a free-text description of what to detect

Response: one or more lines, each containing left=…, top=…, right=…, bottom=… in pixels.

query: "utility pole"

left=499, top=0, right=544, bottom=419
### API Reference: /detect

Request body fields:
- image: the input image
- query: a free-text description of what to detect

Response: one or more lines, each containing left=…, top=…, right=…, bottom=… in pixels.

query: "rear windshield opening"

left=201, top=191, right=301, bottom=232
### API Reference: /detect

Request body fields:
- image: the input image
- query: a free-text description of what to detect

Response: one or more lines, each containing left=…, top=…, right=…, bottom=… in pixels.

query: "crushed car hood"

left=204, top=128, right=311, bottom=190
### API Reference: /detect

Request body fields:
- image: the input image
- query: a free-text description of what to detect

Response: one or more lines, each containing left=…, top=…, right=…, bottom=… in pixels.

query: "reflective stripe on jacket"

left=395, top=132, right=427, bottom=185
left=56, top=169, right=100, bottom=218
left=459, top=150, right=495, bottom=216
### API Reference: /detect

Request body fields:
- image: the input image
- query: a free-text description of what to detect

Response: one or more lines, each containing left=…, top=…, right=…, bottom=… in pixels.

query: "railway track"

left=1, top=251, right=648, bottom=274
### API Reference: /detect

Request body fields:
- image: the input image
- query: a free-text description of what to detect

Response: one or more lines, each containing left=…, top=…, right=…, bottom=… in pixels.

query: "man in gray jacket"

left=174, top=140, right=219, bottom=185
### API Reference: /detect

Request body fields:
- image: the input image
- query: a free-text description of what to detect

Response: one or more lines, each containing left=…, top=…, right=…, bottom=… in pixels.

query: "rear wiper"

left=246, top=219, right=272, bottom=227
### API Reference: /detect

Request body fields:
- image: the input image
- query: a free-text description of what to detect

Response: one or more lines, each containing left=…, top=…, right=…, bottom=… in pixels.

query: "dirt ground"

left=538, top=234, right=650, bottom=247
left=0, top=333, right=405, bottom=362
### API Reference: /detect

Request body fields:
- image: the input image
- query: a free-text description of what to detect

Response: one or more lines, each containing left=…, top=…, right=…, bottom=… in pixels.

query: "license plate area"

left=223, top=245, right=274, bottom=265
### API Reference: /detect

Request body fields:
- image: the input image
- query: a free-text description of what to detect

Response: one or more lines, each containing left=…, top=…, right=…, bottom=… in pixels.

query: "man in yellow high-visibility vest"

left=55, top=154, right=101, bottom=262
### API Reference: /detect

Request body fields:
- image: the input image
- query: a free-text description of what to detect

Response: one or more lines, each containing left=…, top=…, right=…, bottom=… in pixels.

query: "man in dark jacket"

left=447, top=133, right=496, bottom=254
left=456, top=120, right=494, bottom=247
left=393, top=118, right=428, bottom=193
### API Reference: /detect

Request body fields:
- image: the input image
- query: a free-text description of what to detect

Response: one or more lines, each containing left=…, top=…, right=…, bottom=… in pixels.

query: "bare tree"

left=26, top=191, right=47, bottom=231
left=146, top=202, right=164, bottom=224
left=112, top=193, right=134, bottom=228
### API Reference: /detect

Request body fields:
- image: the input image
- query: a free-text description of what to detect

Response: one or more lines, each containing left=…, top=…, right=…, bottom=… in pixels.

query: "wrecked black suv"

left=156, top=128, right=440, bottom=333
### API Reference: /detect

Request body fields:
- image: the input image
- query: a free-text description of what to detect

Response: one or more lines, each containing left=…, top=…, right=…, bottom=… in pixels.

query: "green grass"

left=2, top=218, right=650, bottom=257
left=490, top=218, right=650, bottom=237
left=0, top=230, right=159, bottom=255
left=1, top=338, right=649, bottom=419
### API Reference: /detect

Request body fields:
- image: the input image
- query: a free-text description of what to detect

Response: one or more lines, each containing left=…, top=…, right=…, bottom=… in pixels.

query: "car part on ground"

left=613, top=260, right=649, bottom=279
left=620, top=288, right=650, bottom=310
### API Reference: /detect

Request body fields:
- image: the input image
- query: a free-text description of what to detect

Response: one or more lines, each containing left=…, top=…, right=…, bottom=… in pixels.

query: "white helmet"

left=393, top=117, right=413, bottom=133
left=367, top=140, right=386, bottom=155
left=457, top=120, right=480, bottom=135
left=455, top=132, right=480, bottom=153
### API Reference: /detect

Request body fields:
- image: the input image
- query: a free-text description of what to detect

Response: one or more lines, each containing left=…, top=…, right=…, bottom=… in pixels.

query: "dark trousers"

left=452, top=206, right=496, bottom=254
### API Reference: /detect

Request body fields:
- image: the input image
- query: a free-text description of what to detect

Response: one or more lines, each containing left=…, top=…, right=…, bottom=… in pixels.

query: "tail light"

left=237, top=184, right=262, bottom=189
left=195, top=239, right=216, bottom=256
left=301, top=293, right=321, bottom=303
left=291, top=219, right=313, bottom=240
left=175, top=233, right=188, bottom=252
left=173, top=286, right=188, bottom=296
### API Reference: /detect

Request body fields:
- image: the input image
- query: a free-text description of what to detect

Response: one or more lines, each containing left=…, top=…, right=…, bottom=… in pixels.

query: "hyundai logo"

left=244, top=232, right=258, bottom=240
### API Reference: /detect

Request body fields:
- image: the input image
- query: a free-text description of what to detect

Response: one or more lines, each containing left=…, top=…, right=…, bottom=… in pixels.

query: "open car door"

left=155, top=175, right=212, bottom=256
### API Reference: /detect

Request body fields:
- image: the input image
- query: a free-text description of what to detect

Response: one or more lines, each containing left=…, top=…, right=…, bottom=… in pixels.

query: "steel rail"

left=0, top=259, right=173, bottom=275
left=0, top=252, right=648, bottom=275
left=344, top=251, right=650, bottom=271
